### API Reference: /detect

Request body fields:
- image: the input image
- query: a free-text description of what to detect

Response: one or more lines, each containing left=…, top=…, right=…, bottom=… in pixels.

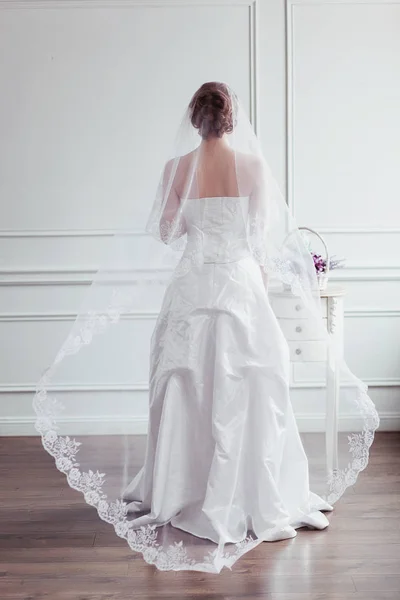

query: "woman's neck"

left=200, top=135, right=229, bottom=154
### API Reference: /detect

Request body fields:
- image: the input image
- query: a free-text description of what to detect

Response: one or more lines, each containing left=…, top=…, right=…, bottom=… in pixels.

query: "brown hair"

left=189, top=82, right=234, bottom=140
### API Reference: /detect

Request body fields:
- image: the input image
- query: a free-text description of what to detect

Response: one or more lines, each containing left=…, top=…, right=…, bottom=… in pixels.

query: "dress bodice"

left=182, top=197, right=251, bottom=263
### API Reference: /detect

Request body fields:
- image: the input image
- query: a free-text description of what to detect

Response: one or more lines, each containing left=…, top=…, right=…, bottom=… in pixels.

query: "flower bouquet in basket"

left=298, top=227, right=345, bottom=291
left=282, top=227, right=346, bottom=292
left=311, top=252, right=346, bottom=290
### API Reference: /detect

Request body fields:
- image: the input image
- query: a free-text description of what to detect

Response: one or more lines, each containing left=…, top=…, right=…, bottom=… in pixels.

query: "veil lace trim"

left=33, top=275, right=379, bottom=570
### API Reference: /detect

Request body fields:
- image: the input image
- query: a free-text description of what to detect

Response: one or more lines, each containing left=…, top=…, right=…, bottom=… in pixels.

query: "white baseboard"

left=0, top=412, right=398, bottom=437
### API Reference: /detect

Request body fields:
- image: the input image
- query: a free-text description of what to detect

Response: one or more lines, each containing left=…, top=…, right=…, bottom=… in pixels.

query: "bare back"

left=171, top=144, right=257, bottom=200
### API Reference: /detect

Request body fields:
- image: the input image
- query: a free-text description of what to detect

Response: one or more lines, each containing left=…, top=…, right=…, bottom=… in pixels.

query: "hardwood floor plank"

left=0, top=532, right=96, bottom=549
left=0, top=574, right=356, bottom=597
left=0, top=432, right=398, bottom=600
left=325, top=516, right=399, bottom=531
left=230, top=557, right=400, bottom=577
left=233, top=540, right=400, bottom=561
left=269, top=594, right=400, bottom=600
left=0, top=561, right=129, bottom=577
left=352, top=574, right=400, bottom=592
left=0, top=547, right=136, bottom=564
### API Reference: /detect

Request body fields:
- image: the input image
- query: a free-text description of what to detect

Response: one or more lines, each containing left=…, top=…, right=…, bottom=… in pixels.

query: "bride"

left=123, top=81, right=333, bottom=540
left=34, top=82, right=379, bottom=572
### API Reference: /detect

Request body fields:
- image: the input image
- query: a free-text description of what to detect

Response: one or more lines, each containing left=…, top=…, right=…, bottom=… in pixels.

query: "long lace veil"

left=33, top=84, right=379, bottom=572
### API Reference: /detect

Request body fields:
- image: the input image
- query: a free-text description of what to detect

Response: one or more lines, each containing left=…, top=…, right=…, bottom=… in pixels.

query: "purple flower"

left=311, top=252, right=346, bottom=274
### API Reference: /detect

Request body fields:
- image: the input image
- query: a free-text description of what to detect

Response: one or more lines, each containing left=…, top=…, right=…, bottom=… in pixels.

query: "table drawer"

left=278, top=317, right=327, bottom=341
left=271, top=295, right=327, bottom=319
left=288, top=340, right=327, bottom=362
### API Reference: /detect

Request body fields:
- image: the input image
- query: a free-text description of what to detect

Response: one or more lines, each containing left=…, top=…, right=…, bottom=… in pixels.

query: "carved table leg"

left=326, top=297, right=340, bottom=473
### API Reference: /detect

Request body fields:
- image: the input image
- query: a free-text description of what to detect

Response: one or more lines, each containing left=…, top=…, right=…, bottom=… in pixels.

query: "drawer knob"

left=295, top=304, right=302, bottom=311
left=295, top=348, right=302, bottom=355
left=296, top=326, right=302, bottom=333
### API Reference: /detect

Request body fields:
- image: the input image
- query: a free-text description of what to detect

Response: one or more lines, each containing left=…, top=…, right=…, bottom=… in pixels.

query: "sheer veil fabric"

left=33, top=83, right=379, bottom=572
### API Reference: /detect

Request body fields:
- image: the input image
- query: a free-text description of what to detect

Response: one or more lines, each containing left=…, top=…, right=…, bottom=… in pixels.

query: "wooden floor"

left=0, top=433, right=399, bottom=600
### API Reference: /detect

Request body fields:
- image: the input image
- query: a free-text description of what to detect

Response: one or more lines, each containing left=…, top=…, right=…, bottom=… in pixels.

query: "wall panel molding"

left=0, top=311, right=158, bottom=322
left=2, top=226, right=400, bottom=237
left=329, top=270, right=400, bottom=282
left=0, top=383, right=149, bottom=393
left=0, top=229, right=145, bottom=238
left=0, top=268, right=171, bottom=286
left=1, top=307, right=398, bottom=392
left=3, top=267, right=400, bottom=286
left=0, top=414, right=149, bottom=436
left=285, top=0, right=400, bottom=229
left=2, top=379, right=398, bottom=394
left=345, top=309, right=400, bottom=318
left=317, top=227, right=400, bottom=235
left=2, top=0, right=398, bottom=434
left=0, top=0, right=258, bottom=130
left=1, top=307, right=399, bottom=323
left=0, top=0, right=255, bottom=8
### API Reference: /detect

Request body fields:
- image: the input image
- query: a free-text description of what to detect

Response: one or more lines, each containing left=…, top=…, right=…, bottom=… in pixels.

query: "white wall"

left=0, top=0, right=399, bottom=434
left=285, top=0, right=400, bottom=429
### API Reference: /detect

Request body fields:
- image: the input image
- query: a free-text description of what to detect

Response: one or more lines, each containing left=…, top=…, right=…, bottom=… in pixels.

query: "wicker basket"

left=282, top=226, right=330, bottom=292
left=299, top=226, right=330, bottom=291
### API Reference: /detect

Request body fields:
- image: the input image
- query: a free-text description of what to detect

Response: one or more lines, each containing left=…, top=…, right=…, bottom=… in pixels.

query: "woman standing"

left=34, top=83, right=378, bottom=572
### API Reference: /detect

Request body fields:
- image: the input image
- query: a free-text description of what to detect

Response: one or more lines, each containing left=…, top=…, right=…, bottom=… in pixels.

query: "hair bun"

left=189, top=82, right=234, bottom=139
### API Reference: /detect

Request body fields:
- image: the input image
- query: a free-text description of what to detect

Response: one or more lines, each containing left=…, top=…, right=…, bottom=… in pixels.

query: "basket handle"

left=298, top=226, right=330, bottom=279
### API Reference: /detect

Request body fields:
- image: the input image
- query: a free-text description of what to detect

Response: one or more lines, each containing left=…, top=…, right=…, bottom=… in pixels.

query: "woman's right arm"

left=159, top=159, right=186, bottom=244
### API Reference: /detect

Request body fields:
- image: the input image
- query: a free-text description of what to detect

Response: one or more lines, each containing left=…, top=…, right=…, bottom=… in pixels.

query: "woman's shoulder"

left=235, top=151, right=264, bottom=174
left=164, top=151, right=195, bottom=174
left=235, top=150, right=262, bottom=164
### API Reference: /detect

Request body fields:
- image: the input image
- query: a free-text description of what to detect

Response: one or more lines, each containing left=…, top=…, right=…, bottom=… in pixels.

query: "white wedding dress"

left=123, top=196, right=332, bottom=543
left=33, top=86, right=378, bottom=571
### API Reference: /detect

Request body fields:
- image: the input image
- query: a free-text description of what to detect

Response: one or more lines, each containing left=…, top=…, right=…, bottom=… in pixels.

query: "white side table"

left=270, top=285, right=346, bottom=473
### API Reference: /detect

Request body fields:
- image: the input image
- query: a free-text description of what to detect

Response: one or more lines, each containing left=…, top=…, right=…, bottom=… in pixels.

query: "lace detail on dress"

left=155, top=294, right=196, bottom=373
left=159, top=216, right=187, bottom=251
left=248, top=217, right=268, bottom=270
left=172, top=228, right=204, bottom=279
